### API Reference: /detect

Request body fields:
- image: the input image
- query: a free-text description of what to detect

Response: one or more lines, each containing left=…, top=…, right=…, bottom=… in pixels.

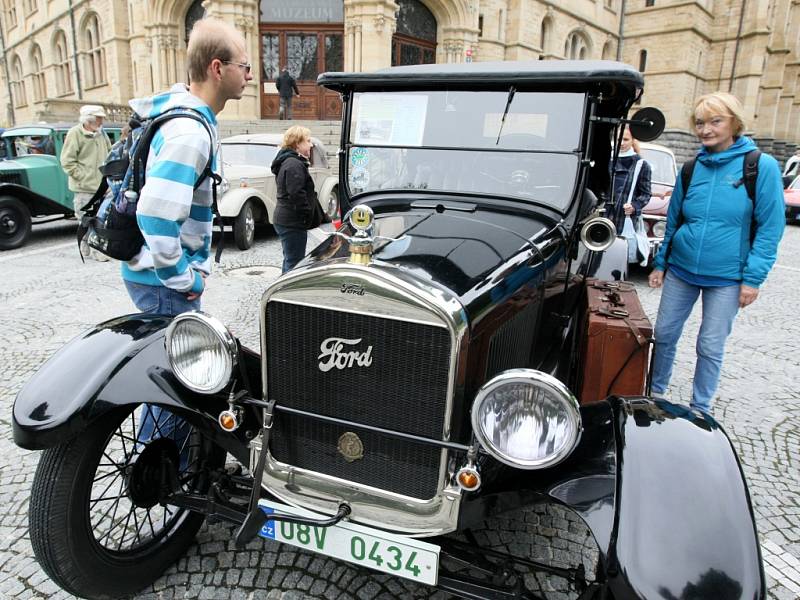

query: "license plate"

left=258, top=499, right=440, bottom=585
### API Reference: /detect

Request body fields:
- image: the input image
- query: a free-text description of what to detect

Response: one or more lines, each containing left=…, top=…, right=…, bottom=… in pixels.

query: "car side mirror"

left=628, top=107, right=666, bottom=142
left=783, top=175, right=793, bottom=190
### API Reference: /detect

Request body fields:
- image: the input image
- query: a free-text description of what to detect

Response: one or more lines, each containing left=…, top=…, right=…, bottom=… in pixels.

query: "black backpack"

left=78, top=108, right=221, bottom=262
left=665, top=149, right=761, bottom=262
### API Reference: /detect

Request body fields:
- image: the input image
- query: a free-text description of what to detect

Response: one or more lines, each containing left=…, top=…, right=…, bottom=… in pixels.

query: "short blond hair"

left=282, top=126, right=311, bottom=151
left=186, top=18, right=245, bottom=83
left=692, top=92, right=746, bottom=136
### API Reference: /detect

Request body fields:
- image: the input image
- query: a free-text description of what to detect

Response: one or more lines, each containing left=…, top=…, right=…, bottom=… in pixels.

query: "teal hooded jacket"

left=652, top=136, right=785, bottom=288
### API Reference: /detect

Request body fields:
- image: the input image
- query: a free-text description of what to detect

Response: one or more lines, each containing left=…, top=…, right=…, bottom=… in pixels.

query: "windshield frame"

left=342, top=89, right=589, bottom=214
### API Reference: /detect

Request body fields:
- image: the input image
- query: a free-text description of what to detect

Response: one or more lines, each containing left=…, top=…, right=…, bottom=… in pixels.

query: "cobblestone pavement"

left=1, top=220, right=799, bottom=599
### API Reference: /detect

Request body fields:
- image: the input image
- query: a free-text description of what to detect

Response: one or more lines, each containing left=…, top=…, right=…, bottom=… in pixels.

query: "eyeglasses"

left=694, top=116, right=729, bottom=130
left=222, top=60, right=252, bottom=74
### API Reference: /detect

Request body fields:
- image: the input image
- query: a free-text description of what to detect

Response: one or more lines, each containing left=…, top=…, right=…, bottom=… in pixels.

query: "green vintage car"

left=0, top=123, right=122, bottom=250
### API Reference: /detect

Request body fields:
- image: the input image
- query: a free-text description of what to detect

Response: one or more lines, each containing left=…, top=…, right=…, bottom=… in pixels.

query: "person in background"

left=61, top=104, right=112, bottom=261
left=648, top=91, right=785, bottom=414
left=610, top=126, right=652, bottom=232
left=276, top=66, right=300, bottom=120
left=271, top=125, right=316, bottom=272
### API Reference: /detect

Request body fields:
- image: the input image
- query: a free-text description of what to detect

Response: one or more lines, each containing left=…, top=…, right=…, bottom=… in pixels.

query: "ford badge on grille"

left=318, top=337, right=374, bottom=372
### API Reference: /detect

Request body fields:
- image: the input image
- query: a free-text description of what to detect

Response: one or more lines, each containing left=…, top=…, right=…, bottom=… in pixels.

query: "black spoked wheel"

left=0, top=196, right=32, bottom=250
left=29, top=404, right=224, bottom=600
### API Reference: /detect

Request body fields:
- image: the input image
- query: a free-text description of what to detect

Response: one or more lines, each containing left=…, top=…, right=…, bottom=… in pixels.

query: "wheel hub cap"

left=125, top=438, right=180, bottom=508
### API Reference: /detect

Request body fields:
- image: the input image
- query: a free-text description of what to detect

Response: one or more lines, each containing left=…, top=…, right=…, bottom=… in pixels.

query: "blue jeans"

left=651, top=270, right=740, bottom=414
left=273, top=224, right=307, bottom=273
left=124, top=280, right=201, bottom=315
left=124, top=280, right=199, bottom=466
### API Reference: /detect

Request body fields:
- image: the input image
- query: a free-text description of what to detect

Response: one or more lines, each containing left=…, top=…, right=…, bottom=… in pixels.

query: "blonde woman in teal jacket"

left=648, top=92, right=785, bottom=414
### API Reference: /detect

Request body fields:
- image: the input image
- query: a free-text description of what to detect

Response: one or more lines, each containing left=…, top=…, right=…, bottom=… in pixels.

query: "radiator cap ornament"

left=337, top=432, right=364, bottom=462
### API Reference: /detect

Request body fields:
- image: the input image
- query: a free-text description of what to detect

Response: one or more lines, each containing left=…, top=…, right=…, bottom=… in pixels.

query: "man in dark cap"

left=276, top=65, right=300, bottom=120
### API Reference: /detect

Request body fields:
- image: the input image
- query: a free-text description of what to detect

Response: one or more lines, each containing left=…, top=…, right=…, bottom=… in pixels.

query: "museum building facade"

left=1, top=0, right=799, bottom=152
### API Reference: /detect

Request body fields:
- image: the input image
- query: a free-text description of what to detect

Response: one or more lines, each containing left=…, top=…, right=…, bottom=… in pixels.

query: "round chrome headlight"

left=165, top=312, right=237, bottom=394
left=652, top=219, right=667, bottom=238
left=471, top=369, right=581, bottom=469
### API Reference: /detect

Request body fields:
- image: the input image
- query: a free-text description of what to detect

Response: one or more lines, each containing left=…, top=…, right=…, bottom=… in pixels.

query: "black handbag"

left=306, top=194, right=331, bottom=230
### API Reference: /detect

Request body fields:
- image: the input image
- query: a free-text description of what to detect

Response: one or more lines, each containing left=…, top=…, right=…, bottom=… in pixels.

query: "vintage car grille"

left=0, top=171, right=26, bottom=186
left=265, top=301, right=451, bottom=500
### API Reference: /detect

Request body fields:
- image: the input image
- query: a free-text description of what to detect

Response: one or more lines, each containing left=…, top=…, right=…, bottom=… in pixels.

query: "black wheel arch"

left=12, top=314, right=262, bottom=465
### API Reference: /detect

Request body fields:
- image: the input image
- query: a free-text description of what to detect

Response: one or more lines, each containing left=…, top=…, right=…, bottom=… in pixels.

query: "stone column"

left=203, top=0, right=260, bottom=119
left=344, top=0, right=398, bottom=72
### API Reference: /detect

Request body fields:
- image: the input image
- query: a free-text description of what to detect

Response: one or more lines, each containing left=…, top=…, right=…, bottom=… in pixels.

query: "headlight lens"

left=471, top=369, right=581, bottom=469
left=652, top=220, right=667, bottom=237
left=220, top=177, right=230, bottom=195
left=165, top=312, right=237, bottom=394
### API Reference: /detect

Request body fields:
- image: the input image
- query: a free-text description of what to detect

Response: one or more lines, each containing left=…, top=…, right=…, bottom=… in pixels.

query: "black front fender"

left=12, top=314, right=257, bottom=463
left=461, top=397, right=764, bottom=599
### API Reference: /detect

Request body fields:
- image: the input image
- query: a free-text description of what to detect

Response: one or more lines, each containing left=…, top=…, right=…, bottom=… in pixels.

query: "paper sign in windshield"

left=354, top=94, right=428, bottom=146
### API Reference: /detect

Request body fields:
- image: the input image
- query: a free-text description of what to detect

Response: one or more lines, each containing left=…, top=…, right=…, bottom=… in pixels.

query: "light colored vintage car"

left=218, top=133, right=340, bottom=249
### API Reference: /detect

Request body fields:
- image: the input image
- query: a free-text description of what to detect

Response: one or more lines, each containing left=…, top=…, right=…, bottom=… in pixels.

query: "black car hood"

left=308, top=201, right=560, bottom=304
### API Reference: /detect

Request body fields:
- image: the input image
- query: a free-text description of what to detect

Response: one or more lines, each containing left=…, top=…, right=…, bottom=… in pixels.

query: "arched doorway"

left=259, top=0, right=344, bottom=120
left=392, top=0, right=437, bottom=66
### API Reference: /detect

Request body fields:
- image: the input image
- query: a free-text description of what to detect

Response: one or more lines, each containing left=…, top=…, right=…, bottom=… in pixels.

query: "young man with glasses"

left=121, top=17, right=253, bottom=447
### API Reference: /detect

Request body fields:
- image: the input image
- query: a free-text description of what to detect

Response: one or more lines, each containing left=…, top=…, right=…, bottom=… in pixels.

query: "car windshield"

left=221, top=143, right=278, bottom=167
left=639, top=147, right=676, bottom=186
left=346, top=90, right=585, bottom=210
left=5, top=134, right=55, bottom=156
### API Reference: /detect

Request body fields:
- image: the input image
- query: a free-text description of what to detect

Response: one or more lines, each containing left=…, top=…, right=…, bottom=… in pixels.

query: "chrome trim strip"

left=257, top=258, right=469, bottom=535
left=267, top=297, right=448, bottom=329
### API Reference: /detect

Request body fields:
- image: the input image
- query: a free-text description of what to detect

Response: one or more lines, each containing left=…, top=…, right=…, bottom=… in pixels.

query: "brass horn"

left=579, top=210, right=617, bottom=252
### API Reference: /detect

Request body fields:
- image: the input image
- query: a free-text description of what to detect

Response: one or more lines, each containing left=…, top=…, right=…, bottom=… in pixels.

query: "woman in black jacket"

left=610, top=126, right=652, bottom=231
left=271, top=126, right=316, bottom=272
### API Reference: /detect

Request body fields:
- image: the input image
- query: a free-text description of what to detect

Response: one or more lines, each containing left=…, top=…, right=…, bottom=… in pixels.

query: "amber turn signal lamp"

left=456, top=466, right=481, bottom=492
left=218, top=410, right=240, bottom=432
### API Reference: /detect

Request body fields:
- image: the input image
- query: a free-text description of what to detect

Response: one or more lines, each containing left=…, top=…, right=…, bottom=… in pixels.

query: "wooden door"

left=260, top=26, right=343, bottom=120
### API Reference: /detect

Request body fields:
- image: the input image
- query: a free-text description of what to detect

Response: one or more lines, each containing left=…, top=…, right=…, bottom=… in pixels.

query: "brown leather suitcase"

left=577, top=279, right=653, bottom=405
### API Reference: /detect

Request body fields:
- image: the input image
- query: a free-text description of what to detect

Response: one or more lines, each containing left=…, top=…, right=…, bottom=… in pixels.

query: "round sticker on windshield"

left=350, top=167, right=370, bottom=189
left=351, top=147, right=369, bottom=167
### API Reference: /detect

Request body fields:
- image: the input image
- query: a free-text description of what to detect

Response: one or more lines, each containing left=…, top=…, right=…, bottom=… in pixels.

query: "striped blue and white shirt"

left=121, top=84, right=219, bottom=294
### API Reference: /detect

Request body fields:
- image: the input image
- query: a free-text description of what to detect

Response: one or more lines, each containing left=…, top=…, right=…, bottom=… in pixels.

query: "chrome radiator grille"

left=265, top=301, right=451, bottom=500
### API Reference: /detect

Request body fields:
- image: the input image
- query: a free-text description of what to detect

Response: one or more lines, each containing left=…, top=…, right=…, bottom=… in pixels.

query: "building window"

left=639, top=49, right=648, bottom=72
left=54, top=30, right=72, bottom=95
left=478, top=14, right=483, bottom=38
left=184, top=0, right=205, bottom=46
left=645, top=0, right=655, bottom=6
left=565, top=30, right=591, bottom=60
left=5, top=0, right=17, bottom=28
left=31, top=44, right=46, bottom=102
left=11, top=54, right=26, bottom=107
left=22, top=0, right=36, bottom=16
left=602, top=40, right=614, bottom=60
left=83, top=13, right=106, bottom=88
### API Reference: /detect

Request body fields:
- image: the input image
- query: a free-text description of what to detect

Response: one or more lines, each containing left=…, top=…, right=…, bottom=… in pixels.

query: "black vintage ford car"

left=14, top=61, right=763, bottom=600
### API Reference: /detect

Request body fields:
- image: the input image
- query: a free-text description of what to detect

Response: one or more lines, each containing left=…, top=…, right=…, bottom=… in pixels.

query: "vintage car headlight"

left=219, top=177, right=230, bottom=195
left=652, top=220, right=667, bottom=238
left=471, top=369, right=581, bottom=469
left=165, top=312, right=237, bottom=394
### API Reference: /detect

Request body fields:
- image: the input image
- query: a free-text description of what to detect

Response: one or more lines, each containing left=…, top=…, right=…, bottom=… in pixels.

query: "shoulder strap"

left=625, top=158, right=644, bottom=206
left=680, top=158, right=696, bottom=195
left=743, top=149, right=761, bottom=203
left=131, top=108, right=216, bottom=193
